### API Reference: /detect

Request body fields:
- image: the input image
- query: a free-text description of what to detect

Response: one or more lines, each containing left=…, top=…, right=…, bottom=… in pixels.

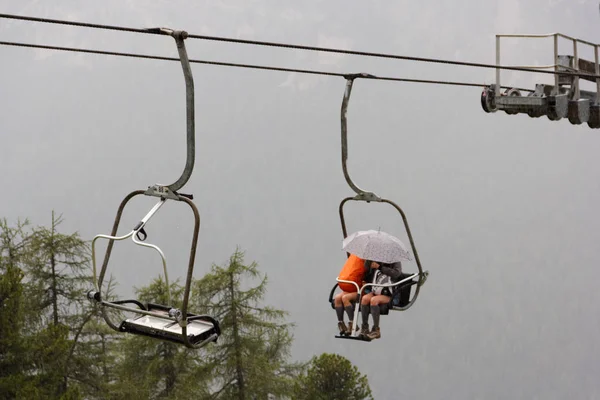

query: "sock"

left=361, top=304, right=370, bottom=326
left=344, top=305, right=354, bottom=321
left=371, top=305, right=380, bottom=329
left=335, top=306, right=344, bottom=322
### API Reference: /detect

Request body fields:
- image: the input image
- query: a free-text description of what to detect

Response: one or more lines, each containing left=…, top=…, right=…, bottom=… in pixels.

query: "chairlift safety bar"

left=91, top=198, right=171, bottom=304
left=336, top=273, right=419, bottom=339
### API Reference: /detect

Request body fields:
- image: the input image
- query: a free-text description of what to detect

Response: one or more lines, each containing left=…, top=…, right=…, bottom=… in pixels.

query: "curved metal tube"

left=131, top=233, right=171, bottom=306
left=159, top=30, right=195, bottom=193
left=341, top=76, right=379, bottom=200
left=129, top=199, right=172, bottom=305
left=92, top=197, right=172, bottom=304
left=178, top=196, right=200, bottom=327
left=101, top=306, right=122, bottom=332
left=337, top=273, right=418, bottom=294
left=171, top=196, right=215, bottom=349
left=98, top=190, right=146, bottom=289
left=92, top=231, right=135, bottom=293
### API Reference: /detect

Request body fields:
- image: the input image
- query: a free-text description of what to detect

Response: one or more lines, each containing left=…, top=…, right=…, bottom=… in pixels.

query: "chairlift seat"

left=118, top=303, right=220, bottom=346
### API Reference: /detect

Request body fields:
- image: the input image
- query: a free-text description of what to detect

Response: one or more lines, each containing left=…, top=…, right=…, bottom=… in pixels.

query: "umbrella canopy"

left=342, top=229, right=412, bottom=263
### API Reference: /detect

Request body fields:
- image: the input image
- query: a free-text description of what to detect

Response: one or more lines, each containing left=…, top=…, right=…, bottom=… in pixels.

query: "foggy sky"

left=2, top=1, right=600, bottom=398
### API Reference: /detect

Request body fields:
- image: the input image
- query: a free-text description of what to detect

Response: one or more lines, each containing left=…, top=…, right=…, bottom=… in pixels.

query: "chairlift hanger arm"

left=341, top=74, right=382, bottom=202
left=143, top=28, right=195, bottom=199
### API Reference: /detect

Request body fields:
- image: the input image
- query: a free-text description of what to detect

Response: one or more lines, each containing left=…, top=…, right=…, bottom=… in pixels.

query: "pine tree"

left=293, top=353, right=373, bottom=400
left=23, top=212, right=92, bottom=398
left=0, top=217, right=84, bottom=399
left=193, top=248, right=301, bottom=399
left=0, top=219, right=31, bottom=398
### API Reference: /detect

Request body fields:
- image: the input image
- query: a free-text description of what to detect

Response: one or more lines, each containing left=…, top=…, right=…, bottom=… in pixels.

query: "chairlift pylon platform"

left=481, top=33, right=600, bottom=128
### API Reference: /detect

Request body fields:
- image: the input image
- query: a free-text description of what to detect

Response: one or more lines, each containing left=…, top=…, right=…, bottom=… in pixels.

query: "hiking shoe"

left=367, top=327, right=381, bottom=340
left=359, top=324, right=370, bottom=337
left=338, top=321, right=348, bottom=335
left=347, top=321, right=354, bottom=335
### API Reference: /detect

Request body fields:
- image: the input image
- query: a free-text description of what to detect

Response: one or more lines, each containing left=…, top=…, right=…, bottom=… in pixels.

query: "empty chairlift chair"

left=87, top=28, right=220, bottom=349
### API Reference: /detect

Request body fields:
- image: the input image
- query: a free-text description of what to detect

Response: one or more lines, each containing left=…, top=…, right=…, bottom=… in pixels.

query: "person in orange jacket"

left=334, top=255, right=374, bottom=335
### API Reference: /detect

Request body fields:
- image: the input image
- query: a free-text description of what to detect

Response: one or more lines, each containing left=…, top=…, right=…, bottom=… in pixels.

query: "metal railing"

left=335, top=273, right=419, bottom=338
left=495, top=33, right=600, bottom=99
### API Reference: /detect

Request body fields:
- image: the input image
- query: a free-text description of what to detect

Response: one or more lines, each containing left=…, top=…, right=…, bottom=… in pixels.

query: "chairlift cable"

left=0, top=12, right=598, bottom=79
left=0, top=39, right=533, bottom=91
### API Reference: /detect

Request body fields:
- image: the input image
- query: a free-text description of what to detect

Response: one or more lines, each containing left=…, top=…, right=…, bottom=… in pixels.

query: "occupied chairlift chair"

left=328, top=74, right=429, bottom=342
left=87, top=28, right=220, bottom=349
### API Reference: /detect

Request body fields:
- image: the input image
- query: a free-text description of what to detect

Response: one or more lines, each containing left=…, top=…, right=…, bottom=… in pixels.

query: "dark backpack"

left=390, top=273, right=414, bottom=307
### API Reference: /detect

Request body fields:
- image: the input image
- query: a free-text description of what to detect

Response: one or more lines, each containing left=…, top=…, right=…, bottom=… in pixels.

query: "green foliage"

left=193, top=248, right=301, bottom=399
left=24, top=212, right=95, bottom=398
left=0, top=214, right=97, bottom=399
left=293, top=353, right=373, bottom=400
left=71, top=276, right=123, bottom=399
left=24, top=212, right=89, bottom=327
left=1, top=216, right=376, bottom=400
left=0, top=218, right=37, bottom=399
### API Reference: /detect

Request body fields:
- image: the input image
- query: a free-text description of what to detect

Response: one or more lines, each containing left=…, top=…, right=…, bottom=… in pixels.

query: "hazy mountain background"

left=2, top=1, right=600, bottom=398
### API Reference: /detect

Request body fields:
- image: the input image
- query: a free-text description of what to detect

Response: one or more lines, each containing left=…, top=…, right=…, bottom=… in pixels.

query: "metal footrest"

left=119, top=303, right=220, bottom=346
left=334, top=334, right=372, bottom=342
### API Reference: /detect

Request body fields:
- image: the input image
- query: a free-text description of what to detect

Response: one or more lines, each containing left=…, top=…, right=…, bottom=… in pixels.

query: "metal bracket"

left=343, top=72, right=377, bottom=80
left=352, top=192, right=383, bottom=202
left=144, top=185, right=181, bottom=200
left=418, top=270, right=429, bottom=287
left=168, top=308, right=183, bottom=323
left=87, top=290, right=101, bottom=302
left=145, top=185, right=195, bottom=201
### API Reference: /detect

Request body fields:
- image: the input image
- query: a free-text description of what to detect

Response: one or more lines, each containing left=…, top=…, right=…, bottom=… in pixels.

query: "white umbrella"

left=342, top=229, right=412, bottom=263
